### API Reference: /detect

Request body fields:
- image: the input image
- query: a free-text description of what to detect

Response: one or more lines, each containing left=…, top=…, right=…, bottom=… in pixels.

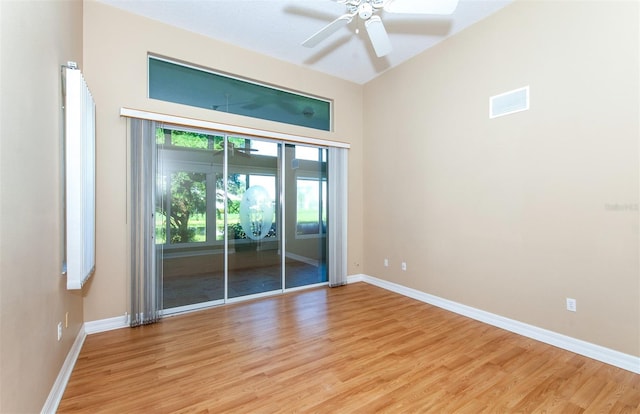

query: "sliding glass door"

left=155, top=126, right=328, bottom=312
left=227, top=138, right=281, bottom=299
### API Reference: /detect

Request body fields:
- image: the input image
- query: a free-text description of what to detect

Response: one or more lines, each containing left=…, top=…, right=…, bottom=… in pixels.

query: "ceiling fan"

left=302, top=0, right=459, bottom=58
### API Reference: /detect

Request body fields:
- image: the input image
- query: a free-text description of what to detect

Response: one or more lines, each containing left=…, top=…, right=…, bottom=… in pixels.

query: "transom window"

left=148, top=56, right=332, bottom=131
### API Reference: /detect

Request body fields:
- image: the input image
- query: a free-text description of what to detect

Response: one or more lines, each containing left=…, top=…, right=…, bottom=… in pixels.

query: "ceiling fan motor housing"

left=358, top=2, right=373, bottom=19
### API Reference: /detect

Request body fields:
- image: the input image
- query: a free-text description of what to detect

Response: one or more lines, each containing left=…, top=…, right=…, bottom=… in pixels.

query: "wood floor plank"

left=58, top=283, right=640, bottom=413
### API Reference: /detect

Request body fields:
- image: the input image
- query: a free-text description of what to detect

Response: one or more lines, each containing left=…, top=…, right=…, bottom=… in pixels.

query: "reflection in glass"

left=285, top=144, right=328, bottom=289
left=149, top=56, right=331, bottom=131
left=227, top=139, right=281, bottom=299
left=169, top=171, right=207, bottom=244
left=296, top=179, right=326, bottom=236
left=158, top=129, right=224, bottom=309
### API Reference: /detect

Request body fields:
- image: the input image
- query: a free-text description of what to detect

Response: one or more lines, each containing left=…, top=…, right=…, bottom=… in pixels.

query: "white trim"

left=347, top=273, right=366, bottom=284
left=41, top=326, right=87, bottom=414
left=84, top=314, right=130, bottom=334
left=120, top=107, right=350, bottom=149
left=357, top=274, right=640, bottom=374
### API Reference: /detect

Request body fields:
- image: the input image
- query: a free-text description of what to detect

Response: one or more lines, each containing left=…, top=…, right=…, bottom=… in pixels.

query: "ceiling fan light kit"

left=302, top=0, right=459, bottom=58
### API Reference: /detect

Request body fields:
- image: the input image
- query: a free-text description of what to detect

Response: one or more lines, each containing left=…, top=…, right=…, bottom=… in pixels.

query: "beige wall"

left=363, top=0, right=639, bottom=356
left=82, top=0, right=364, bottom=321
left=0, top=1, right=636, bottom=411
left=0, top=0, right=84, bottom=412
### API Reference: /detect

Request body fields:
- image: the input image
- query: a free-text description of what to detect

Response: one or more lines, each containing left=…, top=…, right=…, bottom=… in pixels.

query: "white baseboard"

left=41, top=325, right=87, bottom=414
left=43, top=315, right=129, bottom=412
left=347, top=273, right=366, bottom=283
left=43, top=274, right=638, bottom=413
left=355, top=274, right=640, bottom=374
left=84, top=314, right=129, bottom=334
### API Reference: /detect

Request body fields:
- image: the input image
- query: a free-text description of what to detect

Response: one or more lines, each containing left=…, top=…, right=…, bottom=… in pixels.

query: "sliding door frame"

left=124, top=108, right=349, bottom=317
left=121, top=108, right=349, bottom=149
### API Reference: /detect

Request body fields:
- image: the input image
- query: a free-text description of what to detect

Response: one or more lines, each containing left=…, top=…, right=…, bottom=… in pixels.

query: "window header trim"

left=120, top=107, right=350, bottom=149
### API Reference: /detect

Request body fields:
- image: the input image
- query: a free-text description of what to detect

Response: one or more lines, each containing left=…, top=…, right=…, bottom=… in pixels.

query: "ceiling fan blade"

left=302, top=14, right=353, bottom=48
left=365, top=16, right=392, bottom=58
left=384, top=0, right=459, bottom=15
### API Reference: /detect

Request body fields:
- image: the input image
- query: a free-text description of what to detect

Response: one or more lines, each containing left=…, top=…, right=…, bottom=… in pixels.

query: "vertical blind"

left=327, top=147, right=348, bottom=287
left=129, top=118, right=163, bottom=326
left=64, top=66, right=96, bottom=290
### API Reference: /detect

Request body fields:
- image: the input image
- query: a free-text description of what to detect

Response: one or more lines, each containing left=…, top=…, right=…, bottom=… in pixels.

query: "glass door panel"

left=157, top=128, right=225, bottom=310
left=283, top=144, right=328, bottom=288
left=227, top=138, right=281, bottom=298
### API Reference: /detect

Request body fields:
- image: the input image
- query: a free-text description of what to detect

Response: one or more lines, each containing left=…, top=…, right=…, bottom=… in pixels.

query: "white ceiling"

left=98, top=0, right=513, bottom=85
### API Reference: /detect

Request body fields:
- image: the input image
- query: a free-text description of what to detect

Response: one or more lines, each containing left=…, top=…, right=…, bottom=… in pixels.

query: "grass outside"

left=157, top=210, right=324, bottom=244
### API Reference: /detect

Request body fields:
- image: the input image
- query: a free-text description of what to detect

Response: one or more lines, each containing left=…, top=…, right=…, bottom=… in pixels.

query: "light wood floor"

left=58, top=283, right=639, bottom=413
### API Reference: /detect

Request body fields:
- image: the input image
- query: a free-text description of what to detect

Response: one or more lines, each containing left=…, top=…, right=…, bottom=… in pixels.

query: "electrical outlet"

left=65, top=312, right=69, bottom=328
left=57, top=322, right=63, bottom=341
left=566, top=298, right=577, bottom=312
left=401, top=262, right=407, bottom=271
left=384, top=258, right=389, bottom=267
